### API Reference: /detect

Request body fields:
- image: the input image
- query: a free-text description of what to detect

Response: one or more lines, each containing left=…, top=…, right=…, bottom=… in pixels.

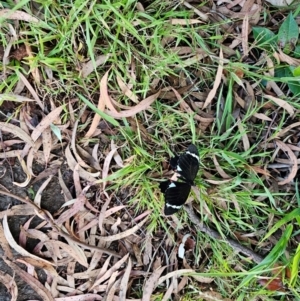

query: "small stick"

left=184, top=205, right=264, bottom=264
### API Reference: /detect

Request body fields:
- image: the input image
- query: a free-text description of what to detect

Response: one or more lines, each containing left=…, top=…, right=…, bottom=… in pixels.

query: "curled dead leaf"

left=2, top=215, right=53, bottom=266
left=96, top=216, right=148, bottom=242
left=12, top=156, right=31, bottom=187
left=0, top=122, right=34, bottom=146
left=203, top=49, right=223, bottom=109
left=105, top=91, right=160, bottom=118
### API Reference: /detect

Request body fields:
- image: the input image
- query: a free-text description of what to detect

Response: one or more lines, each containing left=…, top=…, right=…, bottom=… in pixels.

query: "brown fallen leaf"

left=0, top=122, right=34, bottom=146
left=0, top=204, right=35, bottom=219
left=276, top=121, right=300, bottom=138
left=81, top=54, right=110, bottom=78
left=31, top=164, right=61, bottom=184
left=0, top=9, right=39, bottom=23
left=55, top=294, right=102, bottom=300
left=119, top=257, right=132, bottom=301
left=213, top=154, right=231, bottom=179
left=27, top=138, right=42, bottom=176
left=102, top=144, right=119, bottom=190
left=0, top=94, right=36, bottom=103
left=241, top=14, right=249, bottom=57
left=112, top=141, right=124, bottom=167
left=31, top=105, right=63, bottom=141
left=34, top=176, right=53, bottom=207
left=45, top=240, right=88, bottom=268
left=275, top=140, right=297, bottom=185
left=96, top=216, right=148, bottom=242
left=0, top=150, right=22, bottom=159
left=117, top=76, right=139, bottom=103
left=72, top=122, right=93, bottom=169
left=3, top=257, right=55, bottom=301
left=3, top=215, right=54, bottom=265
left=170, top=18, right=203, bottom=25
left=162, top=277, right=175, bottom=301
left=85, top=71, right=109, bottom=138
left=12, top=156, right=31, bottom=187
left=17, top=72, right=44, bottom=110
left=247, top=165, right=271, bottom=177
left=106, top=277, right=121, bottom=301
left=158, top=269, right=213, bottom=286
left=205, top=178, right=232, bottom=185
left=0, top=271, right=18, bottom=301
left=105, top=91, right=160, bottom=119
left=0, top=222, right=13, bottom=259
left=25, top=43, right=41, bottom=84
left=90, top=254, right=129, bottom=290
left=77, top=144, right=101, bottom=170
left=258, top=278, right=285, bottom=291
left=142, top=266, right=166, bottom=301
left=252, top=113, right=272, bottom=121
left=42, top=126, right=52, bottom=165
left=55, top=185, right=90, bottom=225
left=237, top=118, right=250, bottom=152
left=264, top=94, right=295, bottom=117
left=65, top=144, right=100, bottom=182
left=19, top=216, right=34, bottom=248
left=58, top=169, right=73, bottom=201
left=203, top=49, right=224, bottom=109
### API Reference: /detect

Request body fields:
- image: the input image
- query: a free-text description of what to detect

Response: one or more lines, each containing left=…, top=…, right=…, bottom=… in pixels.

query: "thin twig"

left=184, top=205, right=264, bottom=264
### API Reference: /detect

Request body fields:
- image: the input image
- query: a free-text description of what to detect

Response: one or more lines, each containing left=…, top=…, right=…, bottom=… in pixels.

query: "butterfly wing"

left=160, top=181, right=191, bottom=215
left=176, top=144, right=199, bottom=184
left=169, top=155, right=179, bottom=170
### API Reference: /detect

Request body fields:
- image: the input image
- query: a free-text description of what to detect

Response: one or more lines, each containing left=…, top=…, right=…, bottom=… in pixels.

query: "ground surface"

left=1, top=1, right=300, bottom=301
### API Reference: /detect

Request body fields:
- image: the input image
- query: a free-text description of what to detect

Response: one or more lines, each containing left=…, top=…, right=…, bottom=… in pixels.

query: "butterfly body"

left=160, top=144, right=199, bottom=215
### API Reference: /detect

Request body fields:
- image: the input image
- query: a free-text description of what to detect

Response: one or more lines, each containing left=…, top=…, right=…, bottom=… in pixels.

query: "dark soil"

left=0, top=161, right=65, bottom=301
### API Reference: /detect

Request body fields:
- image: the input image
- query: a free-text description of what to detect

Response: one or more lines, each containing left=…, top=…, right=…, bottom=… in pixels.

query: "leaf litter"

left=1, top=1, right=300, bottom=300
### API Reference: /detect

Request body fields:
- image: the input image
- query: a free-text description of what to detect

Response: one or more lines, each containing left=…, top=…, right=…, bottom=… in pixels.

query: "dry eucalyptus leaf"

left=3, top=215, right=53, bottom=266
left=0, top=122, right=34, bottom=146
left=0, top=271, right=18, bottom=301
left=142, top=266, right=166, bottom=301
left=31, top=105, right=63, bottom=142
left=13, top=156, right=31, bottom=187
left=264, top=0, right=293, bottom=5
left=3, top=258, right=55, bottom=301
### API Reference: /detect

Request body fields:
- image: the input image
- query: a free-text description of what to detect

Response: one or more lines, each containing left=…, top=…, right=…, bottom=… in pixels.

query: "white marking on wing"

left=169, top=182, right=176, bottom=188
left=186, top=151, right=200, bottom=162
left=165, top=203, right=182, bottom=209
left=176, top=165, right=182, bottom=172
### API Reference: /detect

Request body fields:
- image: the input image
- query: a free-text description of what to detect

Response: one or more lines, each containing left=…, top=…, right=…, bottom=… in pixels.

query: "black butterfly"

left=160, top=144, right=199, bottom=215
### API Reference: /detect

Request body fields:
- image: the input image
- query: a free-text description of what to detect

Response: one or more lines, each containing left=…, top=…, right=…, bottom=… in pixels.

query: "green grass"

left=1, top=0, right=300, bottom=299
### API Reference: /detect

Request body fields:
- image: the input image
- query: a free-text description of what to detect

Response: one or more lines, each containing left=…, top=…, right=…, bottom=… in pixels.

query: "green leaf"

left=234, top=225, right=293, bottom=293
left=292, top=66, right=300, bottom=77
left=278, top=12, right=299, bottom=54
left=294, top=44, right=300, bottom=58
left=252, top=27, right=276, bottom=49
left=262, top=208, right=300, bottom=241
left=290, top=243, right=300, bottom=287
left=50, top=124, right=62, bottom=142
left=288, top=81, right=300, bottom=96
left=275, top=67, right=300, bottom=96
